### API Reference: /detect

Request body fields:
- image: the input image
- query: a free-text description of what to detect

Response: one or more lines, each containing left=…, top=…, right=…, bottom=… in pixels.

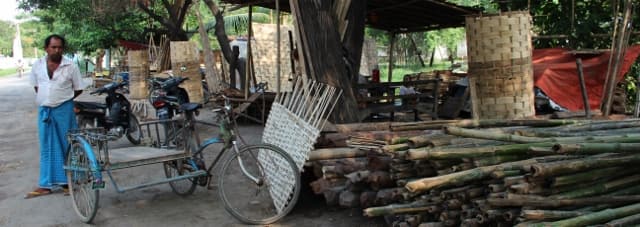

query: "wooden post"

left=576, top=58, right=590, bottom=119
left=388, top=32, right=396, bottom=82
left=245, top=5, right=253, bottom=100
left=276, top=0, right=281, bottom=95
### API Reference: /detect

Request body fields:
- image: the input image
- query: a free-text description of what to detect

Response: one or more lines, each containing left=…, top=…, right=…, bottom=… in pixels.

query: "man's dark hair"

left=44, top=34, right=66, bottom=49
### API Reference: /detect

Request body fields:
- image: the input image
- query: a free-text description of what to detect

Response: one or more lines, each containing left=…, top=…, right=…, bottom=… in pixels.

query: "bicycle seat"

left=180, top=103, right=202, bottom=112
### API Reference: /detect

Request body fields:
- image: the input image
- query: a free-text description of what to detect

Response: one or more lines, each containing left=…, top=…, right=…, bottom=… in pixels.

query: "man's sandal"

left=24, top=188, right=52, bottom=199
left=62, top=185, right=70, bottom=196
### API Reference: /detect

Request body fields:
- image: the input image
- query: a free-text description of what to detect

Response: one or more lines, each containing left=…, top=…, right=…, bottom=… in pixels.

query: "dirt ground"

left=0, top=73, right=385, bottom=227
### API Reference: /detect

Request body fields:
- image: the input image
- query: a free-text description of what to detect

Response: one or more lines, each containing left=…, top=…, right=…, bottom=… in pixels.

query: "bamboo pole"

left=391, top=119, right=583, bottom=131
left=530, top=155, right=640, bottom=178
left=488, top=195, right=640, bottom=208
left=604, top=213, right=640, bottom=226
left=444, top=126, right=547, bottom=143
left=363, top=201, right=433, bottom=217
left=553, top=143, right=640, bottom=154
left=405, top=158, right=539, bottom=193
left=551, top=174, right=640, bottom=199
left=522, top=210, right=592, bottom=221
left=538, top=202, right=640, bottom=227
left=550, top=167, right=633, bottom=188
left=407, top=142, right=555, bottom=160
left=308, top=148, right=368, bottom=161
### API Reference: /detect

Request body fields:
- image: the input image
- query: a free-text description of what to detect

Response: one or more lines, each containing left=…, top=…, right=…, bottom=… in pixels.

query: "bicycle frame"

left=187, top=105, right=261, bottom=185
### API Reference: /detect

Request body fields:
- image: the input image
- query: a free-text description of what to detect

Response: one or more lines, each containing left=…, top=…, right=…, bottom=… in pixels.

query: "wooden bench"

left=355, top=79, right=441, bottom=121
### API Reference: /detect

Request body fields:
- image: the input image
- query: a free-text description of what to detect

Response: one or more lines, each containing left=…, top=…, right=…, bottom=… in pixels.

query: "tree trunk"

left=202, top=0, right=233, bottom=64
left=341, top=0, right=366, bottom=85
left=289, top=0, right=359, bottom=123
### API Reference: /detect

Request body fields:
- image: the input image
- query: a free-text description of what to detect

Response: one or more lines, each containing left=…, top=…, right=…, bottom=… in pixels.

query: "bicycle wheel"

left=125, top=114, right=142, bottom=145
left=164, top=137, right=198, bottom=196
left=218, top=144, right=300, bottom=224
left=66, top=141, right=100, bottom=223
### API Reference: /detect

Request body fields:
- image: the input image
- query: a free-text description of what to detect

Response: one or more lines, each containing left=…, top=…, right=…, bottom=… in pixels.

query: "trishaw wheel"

left=218, top=143, right=301, bottom=225
left=163, top=159, right=197, bottom=196
left=66, top=142, right=100, bottom=223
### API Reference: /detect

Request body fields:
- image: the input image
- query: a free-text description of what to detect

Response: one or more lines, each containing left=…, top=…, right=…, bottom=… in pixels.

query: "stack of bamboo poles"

left=312, top=119, right=640, bottom=226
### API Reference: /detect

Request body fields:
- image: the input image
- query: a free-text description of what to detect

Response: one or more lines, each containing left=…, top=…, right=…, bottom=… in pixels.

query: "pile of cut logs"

left=309, top=119, right=640, bottom=226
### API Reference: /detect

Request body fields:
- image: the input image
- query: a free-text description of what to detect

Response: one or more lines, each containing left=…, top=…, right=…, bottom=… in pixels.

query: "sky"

left=0, top=0, right=21, bottom=22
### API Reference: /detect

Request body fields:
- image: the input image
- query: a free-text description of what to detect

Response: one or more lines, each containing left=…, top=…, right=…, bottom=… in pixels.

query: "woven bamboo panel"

left=170, top=41, right=199, bottom=63
left=172, top=61, right=203, bottom=104
left=250, top=23, right=294, bottom=92
left=465, top=11, right=535, bottom=120
left=128, top=50, right=150, bottom=99
left=129, top=83, right=148, bottom=100
left=359, top=37, right=378, bottom=76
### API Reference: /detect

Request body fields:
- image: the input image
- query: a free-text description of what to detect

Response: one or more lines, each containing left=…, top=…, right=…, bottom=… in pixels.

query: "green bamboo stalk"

left=405, top=158, right=540, bottom=193
left=390, top=119, right=584, bottom=131
left=447, top=126, right=640, bottom=144
left=551, top=174, right=640, bottom=199
left=407, top=142, right=556, bottom=160
left=490, top=170, right=522, bottom=179
left=488, top=195, right=640, bottom=208
left=551, top=167, right=635, bottom=188
left=553, top=143, right=640, bottom=154
left=474, top=155, right=529, bottom=167
left=382, top=143, right=410, bottom=152
left=578, top=184, right=640, bottom=212
left=444, top=126, right=547, bottom=143
left=536, top=202, right=640, bottom=227
left=388, top=137, right=410, bottom=145
left=604, top=213, right=640, bottom=226
left=521, top=210, right=592, bottom=221
left=530, top=127, right=640, bottom=137
left=363, top=201, right=432, bottom=217
left=530, top=155, right=640, bottom=178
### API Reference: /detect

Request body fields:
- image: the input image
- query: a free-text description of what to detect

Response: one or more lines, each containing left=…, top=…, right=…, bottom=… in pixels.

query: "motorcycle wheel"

left=76, top=116, right=95, bottom=129
left=126, top=114, right=143, bottom=145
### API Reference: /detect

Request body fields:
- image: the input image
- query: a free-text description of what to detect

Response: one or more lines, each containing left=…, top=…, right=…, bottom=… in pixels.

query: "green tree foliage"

left=19, top=0, right=149, bottom=54
left=0, top=20, right=14, bottom=57
left=495, top=1, right=640, bottom=49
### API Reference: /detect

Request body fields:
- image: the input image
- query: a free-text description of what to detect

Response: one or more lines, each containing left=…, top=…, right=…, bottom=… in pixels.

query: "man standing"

left=25, top=34, right=87, bottom=198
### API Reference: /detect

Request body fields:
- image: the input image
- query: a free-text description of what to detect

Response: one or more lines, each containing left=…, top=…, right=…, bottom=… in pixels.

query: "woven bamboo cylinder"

left=170, top=41, right=203, bottom=103
left=128, top=50, right=149, bottom=99
left=465, top=11, right=535, bottom=120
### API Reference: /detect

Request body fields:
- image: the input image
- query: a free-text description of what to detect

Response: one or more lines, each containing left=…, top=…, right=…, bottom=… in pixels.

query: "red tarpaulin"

left=118, top=40, right=148, bottom=50
left=533, top=45, right=640, bottom=111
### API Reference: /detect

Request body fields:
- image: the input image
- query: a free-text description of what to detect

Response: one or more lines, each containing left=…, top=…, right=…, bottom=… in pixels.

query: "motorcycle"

left=148, top=76, right=190, bottom=120
left=74, top=81, right=143, bottom=145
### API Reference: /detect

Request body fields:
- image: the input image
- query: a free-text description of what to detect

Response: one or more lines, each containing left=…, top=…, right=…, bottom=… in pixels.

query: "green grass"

left=0, top=67, right=30, bottom=77
left=378, top=61, right=457, bottom=82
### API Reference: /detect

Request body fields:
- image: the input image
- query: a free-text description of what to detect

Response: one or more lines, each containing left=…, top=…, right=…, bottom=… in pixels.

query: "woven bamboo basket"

left=465, top=11, right=535, bottom=120
left=171, top=61, right=203, bottom=104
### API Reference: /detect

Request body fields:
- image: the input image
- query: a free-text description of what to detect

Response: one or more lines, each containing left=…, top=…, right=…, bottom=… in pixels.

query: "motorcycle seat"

left=180, top=103, right=202, bottom=112
left=75, top=101, right=107, bottom=110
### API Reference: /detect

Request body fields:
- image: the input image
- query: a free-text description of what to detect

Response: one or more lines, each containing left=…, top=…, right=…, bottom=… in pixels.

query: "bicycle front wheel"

left=66, top=141, right=100, bottom=223
left=218, top=144, right=300, bottom=225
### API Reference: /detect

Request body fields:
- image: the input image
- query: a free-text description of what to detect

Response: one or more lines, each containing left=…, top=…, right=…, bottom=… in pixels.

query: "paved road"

left=0, top=74, right=384, bottom=227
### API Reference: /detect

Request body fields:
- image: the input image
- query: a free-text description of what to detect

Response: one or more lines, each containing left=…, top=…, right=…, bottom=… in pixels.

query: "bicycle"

left=64, top=94, right=301, bottom=224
